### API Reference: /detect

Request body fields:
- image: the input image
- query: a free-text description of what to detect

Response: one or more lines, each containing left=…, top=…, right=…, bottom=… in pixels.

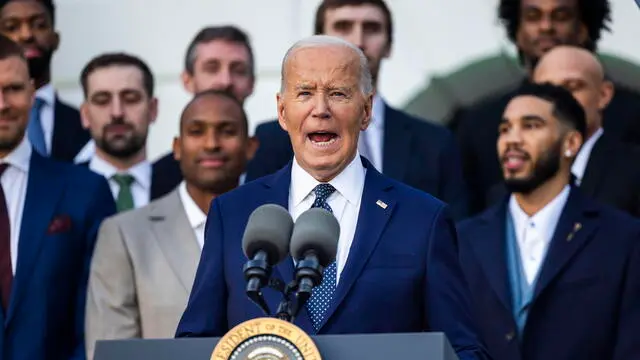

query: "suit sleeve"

left=84, top=217, right=140, bottom=360
left=425, top=205, right=491, bottom=360
left=71, top=177, right=117, bottom=360
left=612, top=234, right=640, bottom=359
left=175, top=198, right=228, bottom=337
left=437, top=132, right=470, bottom=220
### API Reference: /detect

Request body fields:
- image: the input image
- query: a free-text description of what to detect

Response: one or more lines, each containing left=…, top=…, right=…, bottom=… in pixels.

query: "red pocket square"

left=48, top=215, right=72, bottom=234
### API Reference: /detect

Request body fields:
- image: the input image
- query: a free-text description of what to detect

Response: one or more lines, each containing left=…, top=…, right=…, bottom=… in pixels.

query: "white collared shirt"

left=571, top=128, right=604, bottom=186
left=178, top=181, right=207, bottom=250
left=359, top=94, right=385, bottom=172
left=0, top=138, right=32, bottom=274
left=289, top=153, right=366, bottom=284
left=509, top=185, right=571, bottom=285
left=89, top=155, right=153, bottom=208
left=34, top=83, right=56, bottom=155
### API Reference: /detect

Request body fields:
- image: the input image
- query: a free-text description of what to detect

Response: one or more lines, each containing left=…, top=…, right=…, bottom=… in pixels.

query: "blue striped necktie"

left=28, top=97, right=47, bottom=156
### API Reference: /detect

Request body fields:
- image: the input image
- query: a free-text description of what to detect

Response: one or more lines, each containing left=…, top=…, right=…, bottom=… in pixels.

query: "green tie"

left=112, top=173, right=135, bottom=212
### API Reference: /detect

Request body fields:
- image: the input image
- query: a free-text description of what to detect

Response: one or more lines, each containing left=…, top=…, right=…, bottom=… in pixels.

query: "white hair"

left=279, top=35, right=373, bottom=95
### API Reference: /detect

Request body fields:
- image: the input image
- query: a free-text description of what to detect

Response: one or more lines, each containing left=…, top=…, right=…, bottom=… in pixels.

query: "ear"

left=245, top=136, right=259, bottom=162
left=360, top=93, right=373, bottom=131
left=52, top=31, right=60, bottom=52
left=181, top=71, right=196, bottom=94
left=598, top=80, right=614, bottom=111
left=172, top=136, right=181, bottom=161
left=276, top=92, right=288, bottom=132
left=80, top=102, right=91, bottom=130
left=382, top=41, right=392, bottom=59
left=564, top=130, right=583, bottom=159
left=148, top=97, right=159, bottom=124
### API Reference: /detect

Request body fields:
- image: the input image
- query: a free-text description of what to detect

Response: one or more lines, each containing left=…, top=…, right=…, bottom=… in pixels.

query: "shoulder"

left=376, top=170, right=448, bottom=218
left=390, top=108, right=456, bottom=150
left=54, top=97, right=80, bottom=115
left=255, top=119, right=284, bottom=135
left=43, top=156, right=106, bottom=188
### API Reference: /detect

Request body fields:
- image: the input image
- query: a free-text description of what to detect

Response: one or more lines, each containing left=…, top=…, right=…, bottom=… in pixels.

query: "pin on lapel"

left=376, top=200, right=388, bottom=209
left=566, top=222, right=582, bottom=242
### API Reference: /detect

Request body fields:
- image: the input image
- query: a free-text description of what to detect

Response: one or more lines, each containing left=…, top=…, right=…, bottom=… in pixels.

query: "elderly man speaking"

left=175, top=35, right=489, bottom=360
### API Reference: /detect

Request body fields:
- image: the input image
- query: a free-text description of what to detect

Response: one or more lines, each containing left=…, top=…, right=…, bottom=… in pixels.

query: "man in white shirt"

left=532, top=45, right=640, bottom=217
left=0, top=0, right=90, bottom=162
left=457, top=82, right=640, bottom=360
left=78, top=52, right=175, bottom=212
left=84, top=89, right=257, bottom=359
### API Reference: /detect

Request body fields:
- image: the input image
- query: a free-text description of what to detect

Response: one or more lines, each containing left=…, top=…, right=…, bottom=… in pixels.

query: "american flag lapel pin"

left=566, top=222, right=582, bottom=242
left=376, top=200, right=387, bottom=209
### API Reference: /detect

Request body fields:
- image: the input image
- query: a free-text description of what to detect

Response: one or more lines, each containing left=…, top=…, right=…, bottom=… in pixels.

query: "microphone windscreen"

left=242, top=204, right=293, bottom=265
left=290, top=208, right=340, bottom=267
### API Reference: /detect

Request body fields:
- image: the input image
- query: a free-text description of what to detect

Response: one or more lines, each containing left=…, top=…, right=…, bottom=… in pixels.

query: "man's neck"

left=514, top=175, right=569, bottom=216
left=186, top=182, right=236, bottom=214
left=34, top=73, right=51, bottom=91
left=95, top=148, right=146, bottom=171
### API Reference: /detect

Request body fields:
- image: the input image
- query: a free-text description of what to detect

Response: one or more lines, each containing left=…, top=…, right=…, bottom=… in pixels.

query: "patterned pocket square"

left=48, top=214, right=72, bottom=234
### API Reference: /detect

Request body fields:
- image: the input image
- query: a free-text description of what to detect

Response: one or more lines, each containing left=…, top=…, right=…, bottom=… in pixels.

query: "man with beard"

left=152, top=25, right=256, bottom=195
left=0, top=34, right=115, bottom=360
left=78, top=53, right=174, bottom=212
left=0, top=0, right=90, bottom=162
left=454, top=0, right=640, bottom=215
left=244, top=0, right=469, bottom=219
left=456, top=82, right=640, bottom=360
left=85, top=89, right=257, bottom=360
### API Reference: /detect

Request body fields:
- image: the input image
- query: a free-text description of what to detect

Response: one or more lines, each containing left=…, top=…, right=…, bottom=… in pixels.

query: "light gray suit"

left=85, top=189, right=201, bottom=359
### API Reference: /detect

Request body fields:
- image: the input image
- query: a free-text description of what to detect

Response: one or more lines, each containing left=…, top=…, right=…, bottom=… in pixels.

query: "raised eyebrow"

left=520, top=114, right=546, bottom=123
left=294, top=84, right=315, bottom=91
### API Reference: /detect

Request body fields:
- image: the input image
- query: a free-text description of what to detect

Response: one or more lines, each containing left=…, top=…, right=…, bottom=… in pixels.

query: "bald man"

left=532, top=46, right=640, bottom=217
left=85, top=89, right=257, bottom=359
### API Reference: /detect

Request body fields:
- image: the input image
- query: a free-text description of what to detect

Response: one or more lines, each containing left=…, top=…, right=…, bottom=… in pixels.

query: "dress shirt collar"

left=571, top=127, right=603, bottom=184
left=1, top=137, right=32, bottom=173
left=35, top=82, right=55, bottom=106
left=89, top=155, right=152, bottom=189
left=291, top=152, right=366, bottom=208
left=178, top=181, right=207, bottom=230
left=509, top=185, right=571, bottom=241
left=370, top=93, right=385, bottom=129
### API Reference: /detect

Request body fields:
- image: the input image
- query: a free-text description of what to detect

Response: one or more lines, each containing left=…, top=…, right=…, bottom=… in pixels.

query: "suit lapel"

left=7, top=152, right=64, bottom=324
left=468, top=201, right=513, bottom=313
left=149, top=191, right=201, bottom=293
left=579, top=136, right=606, bottom=196
left=317, top=163, right=395, bottom=331
left=532, top=188, right=599, bottom=302
left=381, top=106, right=411, bottom=181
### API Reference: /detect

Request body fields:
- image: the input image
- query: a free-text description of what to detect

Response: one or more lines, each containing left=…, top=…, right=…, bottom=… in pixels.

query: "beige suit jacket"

left=85, top=189, right=201, bottom=359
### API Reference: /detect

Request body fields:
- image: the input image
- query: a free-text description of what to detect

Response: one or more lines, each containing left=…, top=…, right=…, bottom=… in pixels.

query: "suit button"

left=505, top=331, right=515, bottom=341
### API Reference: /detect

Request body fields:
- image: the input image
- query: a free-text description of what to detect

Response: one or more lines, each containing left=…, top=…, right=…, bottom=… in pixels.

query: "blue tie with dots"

left=306, top=183, right=337, bottom=330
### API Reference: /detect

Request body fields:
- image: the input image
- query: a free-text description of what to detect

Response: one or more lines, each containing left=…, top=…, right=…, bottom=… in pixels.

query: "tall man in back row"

left=247, top=0, right=469, bottom=219
left=176, top=35, right=490, bottom=360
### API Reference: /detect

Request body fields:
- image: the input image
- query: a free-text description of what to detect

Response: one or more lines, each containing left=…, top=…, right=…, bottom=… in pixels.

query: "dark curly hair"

left=498, top=0, right=612, bottom=51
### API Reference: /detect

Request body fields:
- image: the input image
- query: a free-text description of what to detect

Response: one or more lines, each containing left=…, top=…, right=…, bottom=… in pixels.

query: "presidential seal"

left=210, top=318, right=322, bottom=360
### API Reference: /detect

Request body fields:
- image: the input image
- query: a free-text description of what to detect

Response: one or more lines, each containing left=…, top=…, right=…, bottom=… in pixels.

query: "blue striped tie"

left=306, top=183, right=337, bottom=330
left=28, top=97, right=47, bottom=156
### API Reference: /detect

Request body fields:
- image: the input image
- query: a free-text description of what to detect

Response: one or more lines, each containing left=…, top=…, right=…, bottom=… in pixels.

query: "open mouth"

left=23, top=47, right=42, bottom=58
left=308, top=131, right=339, bottom=146
left=502, top=151, right=529, bottom=171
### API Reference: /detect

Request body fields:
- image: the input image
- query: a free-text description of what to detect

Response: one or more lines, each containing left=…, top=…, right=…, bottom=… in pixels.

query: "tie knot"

left=32, top=97, right=45, bottom=111
left=112, top=173, right=135, bottom=187
left=312, top=183, right=335, bottom=208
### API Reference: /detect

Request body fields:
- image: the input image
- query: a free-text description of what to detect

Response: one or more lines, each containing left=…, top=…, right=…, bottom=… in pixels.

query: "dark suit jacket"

left=485, top=134, right=640, bottom=217
left=453, top=82, right=640, bottom=215
left=457, top=188, right=640, bottom=360
left=176, top=158, right=490, bottom=360
left=245, top=104, right=470, bottom=219
left=52, top=97, right=91, bottom=162
left=78, top=160, right=178, bottom=201
left=0, top=151, right=116, bottom=360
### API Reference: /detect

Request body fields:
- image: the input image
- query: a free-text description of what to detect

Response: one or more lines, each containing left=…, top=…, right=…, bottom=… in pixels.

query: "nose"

left=110, top=98, right=124, bottom=118
left=204, top=128, right=221, bottom=151
left=502, top=126, right=524, bottom=145
left=212, top=70, right=233, bottom=89
left=311, top=94, right=330, bottom=119
left=17, top=24, right=35, bottom=42
left=346, top=26, right=365, bottom=50
left=538, top=17, right=553, bottom=33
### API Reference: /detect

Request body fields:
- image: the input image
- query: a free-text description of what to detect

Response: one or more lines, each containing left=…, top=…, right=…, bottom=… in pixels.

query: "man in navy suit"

left=0, top=35, right=116, bottom=359
left=457, top=82, right=640, bottom=360
left=176, top=35, right=489, bottom=360
left=0, top=0, right=90, bottom=162
left=246, top=0, right=469, bottom=219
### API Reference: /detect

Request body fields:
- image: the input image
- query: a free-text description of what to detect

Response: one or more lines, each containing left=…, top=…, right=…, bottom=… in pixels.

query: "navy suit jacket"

left=52, top=97, right=91, bottom=162
left=176, top=157, right=490, bottom=360
left=0, top=151, right=116, bottom=360
left=245, top=104, right=469, bottom=219
left=457, top=188, right=640, bottom=360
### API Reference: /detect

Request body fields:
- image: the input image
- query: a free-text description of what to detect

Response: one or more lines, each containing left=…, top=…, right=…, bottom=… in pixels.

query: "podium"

left=94, top=332, right=460, bottom=360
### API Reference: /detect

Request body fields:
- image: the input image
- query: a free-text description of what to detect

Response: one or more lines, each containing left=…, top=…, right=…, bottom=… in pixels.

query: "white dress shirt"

left=509, top=185, right=570, bottom=285
left=178, top=181, right=207, bottom=250
left=34, top=83, right=56, bottom=155
left=571, top=127, right=604, bottom=186
left=289, top=153, right=366, bottom=284
left=0, top=138, right=32, bottom=274
left=89, top=156, right=152, bottom=208
left=359, top=94, right=385, bottom=172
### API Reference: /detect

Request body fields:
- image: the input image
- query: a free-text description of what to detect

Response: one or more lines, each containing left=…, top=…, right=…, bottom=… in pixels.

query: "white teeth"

left=310, top=137, right=337, bottom=146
